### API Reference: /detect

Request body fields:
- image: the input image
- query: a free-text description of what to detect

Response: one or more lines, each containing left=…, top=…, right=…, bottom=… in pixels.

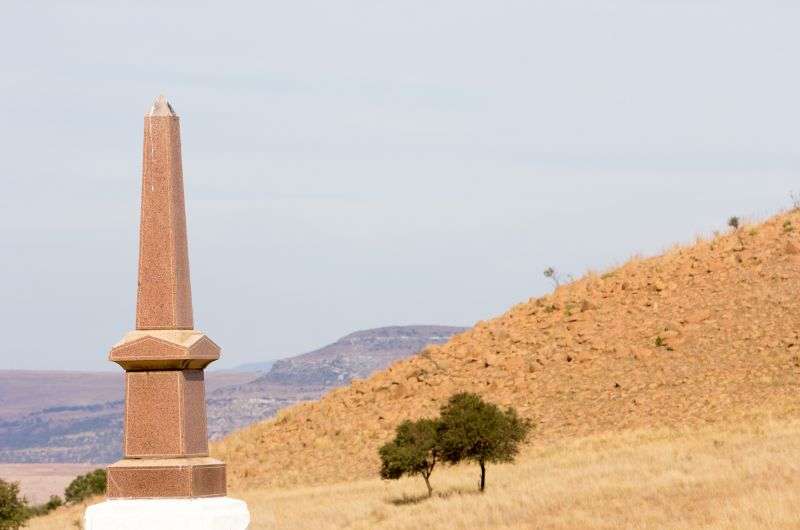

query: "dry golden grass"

left=32, top=416, right=800, bottom=529
left=235, top=417, right=800, bottom=530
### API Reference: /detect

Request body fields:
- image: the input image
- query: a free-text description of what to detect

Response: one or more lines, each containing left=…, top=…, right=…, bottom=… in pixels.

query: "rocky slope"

left=214, top=210, right=800, bottom=491
left=0, top=326, right=464, bottom=463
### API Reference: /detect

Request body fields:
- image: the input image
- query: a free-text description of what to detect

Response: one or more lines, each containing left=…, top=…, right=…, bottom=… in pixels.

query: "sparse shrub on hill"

left=0, top=478, right=28, bottom=530
left=543, top=267, right=560, bottom=288
left=64, top=469, right=106, bottom=504
left=728, top=216, right=740, bottom=230
left=437, top=393, right=532, bottom=492
left=379, top=418, right=440, bottom=497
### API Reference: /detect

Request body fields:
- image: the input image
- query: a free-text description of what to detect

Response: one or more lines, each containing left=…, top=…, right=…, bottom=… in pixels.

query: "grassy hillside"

left=31, top=416, right=800, bottom=529
left=213, top=209, right=800, bottom=491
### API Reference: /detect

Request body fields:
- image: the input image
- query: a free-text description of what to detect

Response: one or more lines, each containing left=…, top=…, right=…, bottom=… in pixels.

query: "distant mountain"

left=0, top=325, right=465, bottom=463
left=262, top=326, right=468, bottom=387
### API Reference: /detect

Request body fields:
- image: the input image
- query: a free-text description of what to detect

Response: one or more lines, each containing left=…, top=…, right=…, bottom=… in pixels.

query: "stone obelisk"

left=85, top=96, right=250, bottom=530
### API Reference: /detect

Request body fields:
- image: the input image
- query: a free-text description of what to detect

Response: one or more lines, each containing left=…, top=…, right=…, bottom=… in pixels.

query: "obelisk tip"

left=148, top=94, right=176, bottom=117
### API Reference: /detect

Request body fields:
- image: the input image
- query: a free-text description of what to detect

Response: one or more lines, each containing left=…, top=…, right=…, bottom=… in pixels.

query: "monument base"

left=84, top=497, right=250, bottom=530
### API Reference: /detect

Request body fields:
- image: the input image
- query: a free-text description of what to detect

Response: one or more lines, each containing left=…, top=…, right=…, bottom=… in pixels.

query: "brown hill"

left=214, top=210, right=800, bottom=491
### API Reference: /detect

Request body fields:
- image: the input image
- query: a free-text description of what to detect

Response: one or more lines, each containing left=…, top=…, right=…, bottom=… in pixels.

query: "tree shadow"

left=389, top=493, right=430, bottom=506
left=388, top=487, right=482, bottom=506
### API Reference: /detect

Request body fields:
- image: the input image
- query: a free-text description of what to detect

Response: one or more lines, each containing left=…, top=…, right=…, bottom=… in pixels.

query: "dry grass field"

left=30, top=415, right=800, bottom=529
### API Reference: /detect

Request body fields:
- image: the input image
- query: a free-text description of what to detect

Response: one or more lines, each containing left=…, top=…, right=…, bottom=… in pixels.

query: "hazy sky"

left=1, top=1, right=799, bottom=371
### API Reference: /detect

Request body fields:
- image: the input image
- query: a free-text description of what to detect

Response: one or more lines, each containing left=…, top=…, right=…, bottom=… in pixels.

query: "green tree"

left=379, top=418, right=440, bottom=497
left=437, top=393, right=532, bottom=492
left=64, top=469, right=107, bottom=504
left=0, top=478, right=28, bottom=530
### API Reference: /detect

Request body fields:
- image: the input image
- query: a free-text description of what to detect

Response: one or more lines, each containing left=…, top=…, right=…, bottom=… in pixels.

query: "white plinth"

left=84, top=497, right=250, bottom=530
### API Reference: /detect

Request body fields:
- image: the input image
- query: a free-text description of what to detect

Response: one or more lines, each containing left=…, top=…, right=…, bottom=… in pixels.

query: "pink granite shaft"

left=136, top=106, right=194, bottom=330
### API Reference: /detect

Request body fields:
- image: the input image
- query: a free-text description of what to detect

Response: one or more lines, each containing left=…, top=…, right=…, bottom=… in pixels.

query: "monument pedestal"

left=84, top=497, right=250, bottom=530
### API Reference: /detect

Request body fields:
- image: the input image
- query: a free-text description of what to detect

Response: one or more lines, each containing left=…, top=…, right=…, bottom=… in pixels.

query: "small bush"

left=728, top=216, right=740, bottom=230
left=44, top=495, right=63, bottom=511
left=0, top=479, right=28, bottom=530
left=64, top=469, right=106, bottom=504
left=543, top=267, right=560, bottom=288
left=26, top=496, right=63, bottom=518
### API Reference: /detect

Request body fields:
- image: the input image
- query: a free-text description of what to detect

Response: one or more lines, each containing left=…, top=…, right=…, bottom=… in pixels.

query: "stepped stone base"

left=107, top=457, right=226, bottom=499
left=84, top=497, right=250, bottom=530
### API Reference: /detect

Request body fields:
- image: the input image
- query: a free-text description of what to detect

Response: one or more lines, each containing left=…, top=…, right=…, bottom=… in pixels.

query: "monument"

left=85, top=96, right=250, bottom=529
